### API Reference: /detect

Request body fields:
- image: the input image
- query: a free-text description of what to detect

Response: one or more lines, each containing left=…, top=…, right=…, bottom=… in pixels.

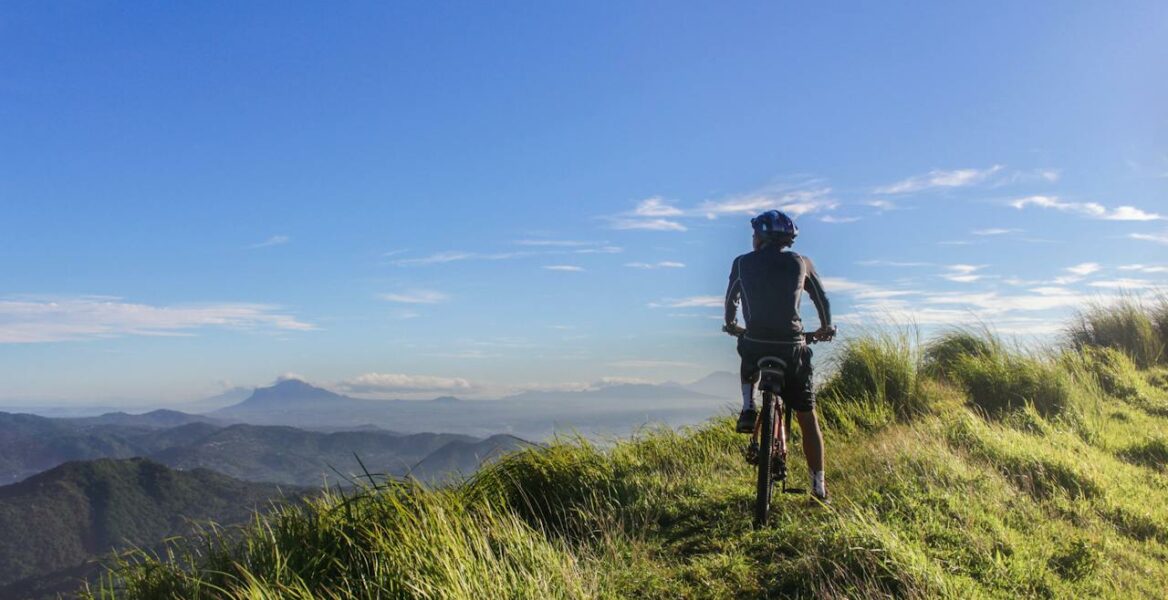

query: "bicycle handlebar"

left=722, top=323, right=836, bottom=344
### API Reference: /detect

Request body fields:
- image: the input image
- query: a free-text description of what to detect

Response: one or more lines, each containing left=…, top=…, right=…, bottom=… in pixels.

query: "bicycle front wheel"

left=753, top=392, right=775, bottom=529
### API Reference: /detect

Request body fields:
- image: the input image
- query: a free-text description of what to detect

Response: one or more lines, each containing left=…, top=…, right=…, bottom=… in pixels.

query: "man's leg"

left=736, top=342, right=760, bottom=433
left=795, top=409, right=827, bottom=500
left=740, top=371, right=758, bottom=411
left=736, top=371, right=759, bottom=432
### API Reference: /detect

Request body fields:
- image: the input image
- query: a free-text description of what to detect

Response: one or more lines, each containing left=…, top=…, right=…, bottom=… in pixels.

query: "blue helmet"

left=750, top=210, right=798, bottom=242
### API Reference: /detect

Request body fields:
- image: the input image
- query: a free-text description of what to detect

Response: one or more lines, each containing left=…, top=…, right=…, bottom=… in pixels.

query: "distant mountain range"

left=0, top=411, right=191, bottom=485
left=65, top=408, right=224, bottom=429
left=211, top=375, right=737, bottom=439
left=0, top=458, right=297, bottom=599
left=1, top=373, right=737, bottom=487
left=0, top=410, right=530, bottom=488
left=151, top=424, right=530, bottom=485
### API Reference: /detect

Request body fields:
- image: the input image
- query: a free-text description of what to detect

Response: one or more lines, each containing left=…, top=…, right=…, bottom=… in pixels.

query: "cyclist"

left=724, top=209, right=835, bottom=501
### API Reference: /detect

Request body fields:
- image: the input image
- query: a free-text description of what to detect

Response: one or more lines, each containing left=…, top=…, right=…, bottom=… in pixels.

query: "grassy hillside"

left=85, top=301, right=1168, bottom=599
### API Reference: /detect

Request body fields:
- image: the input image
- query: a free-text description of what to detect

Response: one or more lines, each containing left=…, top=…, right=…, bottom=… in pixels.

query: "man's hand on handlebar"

left=812, top=325, right=837, bottom=342
left=723, top=322, right=746, bottom=337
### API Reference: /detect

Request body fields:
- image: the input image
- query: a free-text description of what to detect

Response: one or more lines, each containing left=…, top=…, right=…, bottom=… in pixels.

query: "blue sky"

left=2, top=2, right=1165, bottom=405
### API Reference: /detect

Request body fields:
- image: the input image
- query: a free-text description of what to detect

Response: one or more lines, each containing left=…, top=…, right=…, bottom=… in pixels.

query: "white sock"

left=741, top=383, right=755, bottom=411
left=811, top=470, right=826, bottom=497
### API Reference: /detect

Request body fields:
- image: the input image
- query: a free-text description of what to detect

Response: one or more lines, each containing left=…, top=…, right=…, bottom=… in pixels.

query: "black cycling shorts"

left=737, top=338, right=815, bottom=412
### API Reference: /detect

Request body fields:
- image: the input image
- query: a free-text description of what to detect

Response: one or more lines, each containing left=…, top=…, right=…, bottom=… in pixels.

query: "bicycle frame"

left=750, top=374, right=790, bottom=528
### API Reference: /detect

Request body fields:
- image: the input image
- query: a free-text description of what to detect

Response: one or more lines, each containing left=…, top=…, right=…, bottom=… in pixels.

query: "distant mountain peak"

left=430, top=396, right=461, bottom=403
left=270, top=378, right=318, bottom=391
left=224, top=379, right=347, bottom=411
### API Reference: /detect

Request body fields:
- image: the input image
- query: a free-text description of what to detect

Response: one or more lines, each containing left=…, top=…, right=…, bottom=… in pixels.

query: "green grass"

left=818, top=329, right=928, bottom=433
left=85, top=304, right=1168, bottom=599
left=1068, top=298, right=1166, bottom=369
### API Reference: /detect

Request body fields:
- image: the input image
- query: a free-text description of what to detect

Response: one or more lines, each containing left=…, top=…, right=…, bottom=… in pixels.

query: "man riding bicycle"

left=724, top=209, right=835, bottom=501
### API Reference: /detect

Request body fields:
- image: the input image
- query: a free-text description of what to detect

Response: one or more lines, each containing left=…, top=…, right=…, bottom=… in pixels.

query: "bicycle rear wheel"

left=753, top=392, right=776, bottom=529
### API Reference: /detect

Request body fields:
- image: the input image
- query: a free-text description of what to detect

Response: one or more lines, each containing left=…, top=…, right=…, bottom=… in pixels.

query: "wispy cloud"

left=609, top=218, right=688, bottom=232
left=1087, top=279, right=1160, bottom=290
left=392, top=251, right=532, bottom=266
left=598, top=198, right=686, bottom=231
left=1011, top=196, right=1163, bottom=221
left=338, top=372, right=475, bottom=394
left=1052, top=262, right=1101, bottom=285
left=972, top=228, right=1023, bottom=236
left=821, top=215, right=861, bottom=223
left=697, top=187, right=837, bottom=219
left=833, top=285, right=1090, bottom=334
left=633, top=197, right=685, bottom=217
left=942, top=264, right=987, bottom=283
left=1130, top=231, right=1168, bottom=245
left=0, top=296, right=313, bottom=343
left=648, top=296, right=723, bottom=308
left=575, top=245, right=624, bottom=254
left=625, top=261, right=686, bottom=269
left=250, top=235, right=290, bottom=249
left=1065, top=262, right=1101, bottom=277
left=380, top=290, right=449, bottom=304
left=1119, top=264, right=1168, bottom=274
left=543, top=265, right=584, bottom=272
left=1018, top=168, right=1061, bottom=183
left=865, top=199, right=899, bottom=211
left=874, top=165, right=1004, bottom=194
left=607, top=185, right=839, bottom=232
left=827, top=267, right=1158, bottom=336
left=395, top=243, right=622, bottom=267
left=923, top=289, right=1091, bottom=313
left=603, top=197, right=689, bottom=231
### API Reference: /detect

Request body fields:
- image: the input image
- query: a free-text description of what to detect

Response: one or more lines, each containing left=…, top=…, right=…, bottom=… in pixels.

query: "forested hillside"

left=0, top=459, right=297, bottom=599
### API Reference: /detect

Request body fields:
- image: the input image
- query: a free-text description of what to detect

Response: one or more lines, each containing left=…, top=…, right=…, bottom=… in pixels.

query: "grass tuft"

left=955, top=351, right=1072, bottom=418
left=818, top=330, right=927, bottom=431
left=922, top=328, right=997, bottom=380
left=1068, top=298, right=1165, bottom=368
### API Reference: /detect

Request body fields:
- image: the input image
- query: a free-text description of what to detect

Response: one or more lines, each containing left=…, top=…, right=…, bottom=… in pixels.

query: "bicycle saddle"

left=756, top=356, right=788, bottom=371
left=756, top=356, right=788, bottom=392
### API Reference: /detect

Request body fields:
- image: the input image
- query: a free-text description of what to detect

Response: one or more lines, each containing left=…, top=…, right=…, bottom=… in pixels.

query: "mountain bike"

left=724, top=325, right=829, bottom=529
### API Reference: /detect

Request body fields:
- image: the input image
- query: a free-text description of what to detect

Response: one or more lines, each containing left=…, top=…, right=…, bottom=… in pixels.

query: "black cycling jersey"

left=724, top=245, right=831, bottom=342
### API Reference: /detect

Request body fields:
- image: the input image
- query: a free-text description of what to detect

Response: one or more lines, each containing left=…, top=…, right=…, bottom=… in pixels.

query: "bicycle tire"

left=753, top=391, right=775, bottom=529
